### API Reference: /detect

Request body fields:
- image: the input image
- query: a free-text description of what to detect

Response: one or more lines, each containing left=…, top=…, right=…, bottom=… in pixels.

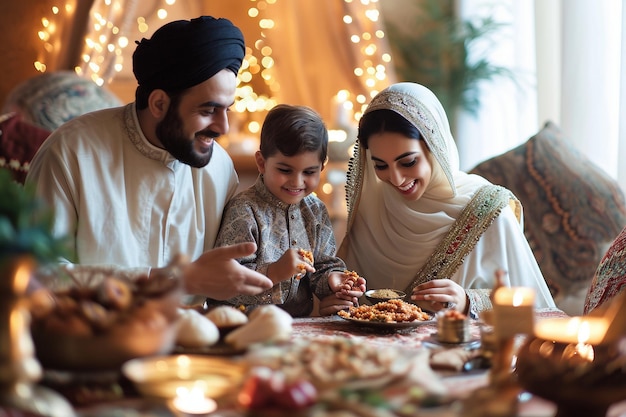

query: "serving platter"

left=338, top=314, right=435, bottom=330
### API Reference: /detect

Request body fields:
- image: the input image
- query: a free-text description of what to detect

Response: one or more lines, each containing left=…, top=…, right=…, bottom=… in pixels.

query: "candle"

left=493, top=286, right=535, bottom=306
left=492, top=287, right=536, bottom=339
left=535, top=316, right=609, bottom=346
left=563, top=342, right=595, bottom=362
left=172, top=383, right=217, bottom=415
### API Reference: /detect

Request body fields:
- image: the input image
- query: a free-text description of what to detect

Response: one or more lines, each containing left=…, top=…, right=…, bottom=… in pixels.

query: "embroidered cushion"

left=469, top=121, right=626, bottom=315
left=2, top=71, right=122, bottom=131
left=0, top=113, right=50, bottom=183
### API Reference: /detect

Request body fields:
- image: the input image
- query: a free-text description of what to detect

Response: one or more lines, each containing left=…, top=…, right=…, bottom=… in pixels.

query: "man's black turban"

left=132, top=16, right=245, bottom=95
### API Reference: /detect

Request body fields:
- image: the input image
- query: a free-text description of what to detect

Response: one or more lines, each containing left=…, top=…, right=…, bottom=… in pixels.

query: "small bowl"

left=365, top=288, right=407, bottom=304
left=122, top=354, right=247, bottom=399
left=436, top=311, right=470, bottom=343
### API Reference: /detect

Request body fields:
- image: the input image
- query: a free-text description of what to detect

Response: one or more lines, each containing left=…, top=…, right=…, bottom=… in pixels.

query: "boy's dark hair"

left=259, top=104, right=328, bottom=162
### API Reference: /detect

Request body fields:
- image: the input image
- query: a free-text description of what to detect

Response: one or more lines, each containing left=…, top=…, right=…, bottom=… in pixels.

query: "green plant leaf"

left=384, top=0, right=516, bottom=132
left=0, top=168, right=73, bottom=264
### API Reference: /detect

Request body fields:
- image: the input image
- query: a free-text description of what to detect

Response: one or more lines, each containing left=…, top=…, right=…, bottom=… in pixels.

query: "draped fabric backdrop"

left=100, top=0, right=396, bottom=130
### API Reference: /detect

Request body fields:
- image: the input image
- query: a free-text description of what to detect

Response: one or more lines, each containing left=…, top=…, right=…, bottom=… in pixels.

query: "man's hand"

left=183, top=242, right=273, bottom=300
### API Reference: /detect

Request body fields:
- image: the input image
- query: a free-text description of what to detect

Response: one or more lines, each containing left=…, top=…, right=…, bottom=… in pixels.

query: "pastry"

left=175, top=308, right=220, bottom=348
left=296, top=248, right=314, bottom=276
left=205, top=305, right=249, bottom=327
left=225, top=305, right=293, bottom=350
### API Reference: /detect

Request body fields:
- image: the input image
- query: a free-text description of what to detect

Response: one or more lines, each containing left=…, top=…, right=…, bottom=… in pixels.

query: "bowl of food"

left=29, top=273, right=182, bottom=371
left=364, top=288, right=407, bottom=304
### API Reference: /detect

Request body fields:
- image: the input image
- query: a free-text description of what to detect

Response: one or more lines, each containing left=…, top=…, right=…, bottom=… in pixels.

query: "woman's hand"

left=410, top=279, right=468, bottom=313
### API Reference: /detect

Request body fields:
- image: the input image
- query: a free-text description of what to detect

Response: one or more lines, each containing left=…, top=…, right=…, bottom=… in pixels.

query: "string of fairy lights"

left=234, top=0, right=279, bottom=136
left=35, top=0, right=391, bottom=128
left=35, top=0, right=392, bottom=214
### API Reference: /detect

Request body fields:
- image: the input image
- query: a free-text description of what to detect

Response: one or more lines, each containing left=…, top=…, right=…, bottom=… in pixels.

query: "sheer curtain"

left=455, top=0, right=624, bottom=194
left=455, top=0, right=538, bottom=172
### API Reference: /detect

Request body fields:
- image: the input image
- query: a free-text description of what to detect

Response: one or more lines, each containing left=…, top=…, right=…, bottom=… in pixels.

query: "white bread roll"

left=225, top=305, right=293, bottom=350
left=205, top=305, right=248, bottom=327
left=175, top=308, right=220, bottom=348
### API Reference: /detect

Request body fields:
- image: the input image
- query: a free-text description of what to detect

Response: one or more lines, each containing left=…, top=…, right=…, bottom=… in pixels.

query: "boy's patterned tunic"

left=209, top=176, right=345, bottom=317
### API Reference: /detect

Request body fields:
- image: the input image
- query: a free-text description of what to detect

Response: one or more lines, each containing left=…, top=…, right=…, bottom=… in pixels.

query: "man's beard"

left=155, top=106, right=215, bottom=168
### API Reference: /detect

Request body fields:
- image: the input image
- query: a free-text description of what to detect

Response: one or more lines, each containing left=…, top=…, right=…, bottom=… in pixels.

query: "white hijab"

left=339, top=82, right=492, bottom=290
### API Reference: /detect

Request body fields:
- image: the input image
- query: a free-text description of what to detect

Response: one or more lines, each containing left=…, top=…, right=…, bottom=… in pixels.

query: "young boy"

left=209, top=104, right=365, bottom=316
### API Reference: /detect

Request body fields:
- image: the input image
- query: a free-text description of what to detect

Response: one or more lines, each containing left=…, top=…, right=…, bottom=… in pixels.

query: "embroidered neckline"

left=124, top=103, right=176, bottom=164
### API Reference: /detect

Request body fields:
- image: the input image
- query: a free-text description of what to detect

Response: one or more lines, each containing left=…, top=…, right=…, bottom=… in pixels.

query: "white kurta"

left=26, top=103, right=238, bottom=275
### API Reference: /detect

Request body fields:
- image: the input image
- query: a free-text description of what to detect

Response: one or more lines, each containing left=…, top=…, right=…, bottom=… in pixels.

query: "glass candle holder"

left=516, top=335, right=626, bottom=417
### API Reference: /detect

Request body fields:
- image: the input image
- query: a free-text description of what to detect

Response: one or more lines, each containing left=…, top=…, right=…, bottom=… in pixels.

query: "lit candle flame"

left=512, top=289, right=525, bottom=307
left=172, top=383, right=216, bottom=415
left=537, top=316, right=608, bottom=345
left=575, top=321, right=595, bottom=361
left=493, top=287, right=535, bottom=306
left=577, top=321, right=590, bottom=344
left=574, top=342, right=595, bottom=362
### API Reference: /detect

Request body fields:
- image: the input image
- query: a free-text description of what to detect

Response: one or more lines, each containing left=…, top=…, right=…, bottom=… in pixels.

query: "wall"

left=0, top=0, right=51, bottom=108
left=0, top=0, right=93, bottom=110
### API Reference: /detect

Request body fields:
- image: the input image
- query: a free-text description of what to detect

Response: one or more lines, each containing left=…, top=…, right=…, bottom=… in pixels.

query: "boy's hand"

left=318, top=270, right=366, bottom=316
left=318, top=293, right=355, bottom=316
left=267, top=248, right=315, bottom=284
left=328, top=270, right=366, bottom=302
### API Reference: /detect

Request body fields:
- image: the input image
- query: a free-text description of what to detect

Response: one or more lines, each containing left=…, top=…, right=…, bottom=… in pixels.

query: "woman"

left=584, top=225, right=626, bottom=314
left=324, top=82, right=555, bottom=317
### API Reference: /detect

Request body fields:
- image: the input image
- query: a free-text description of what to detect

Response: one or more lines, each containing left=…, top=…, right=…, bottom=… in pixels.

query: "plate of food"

left=337, top=299, right=434, bottom=330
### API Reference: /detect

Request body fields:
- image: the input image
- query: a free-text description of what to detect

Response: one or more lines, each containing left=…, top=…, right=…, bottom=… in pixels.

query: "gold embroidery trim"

left=404, top=184, right=513, bottom=294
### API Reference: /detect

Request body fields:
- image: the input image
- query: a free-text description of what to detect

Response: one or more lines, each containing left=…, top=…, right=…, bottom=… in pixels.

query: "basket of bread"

left=29, top=272, right=182, bottom=371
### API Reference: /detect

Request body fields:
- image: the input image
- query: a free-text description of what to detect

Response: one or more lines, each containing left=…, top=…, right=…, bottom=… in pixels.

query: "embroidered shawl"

left=338, top=83, right=555, bottom=314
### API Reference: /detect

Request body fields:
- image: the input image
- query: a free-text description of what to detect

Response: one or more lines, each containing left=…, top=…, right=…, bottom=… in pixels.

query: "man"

left=26, top=16, right=273, bottom=301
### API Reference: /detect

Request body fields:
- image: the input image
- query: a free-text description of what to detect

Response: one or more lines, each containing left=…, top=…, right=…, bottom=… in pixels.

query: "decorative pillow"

left=469, top=121, right=626, bottom=315
left=584, top=226, right=626, bottom=314
left=0, top=113, right=51, bottom=183
left=2, top=71, right=122, bottom=131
